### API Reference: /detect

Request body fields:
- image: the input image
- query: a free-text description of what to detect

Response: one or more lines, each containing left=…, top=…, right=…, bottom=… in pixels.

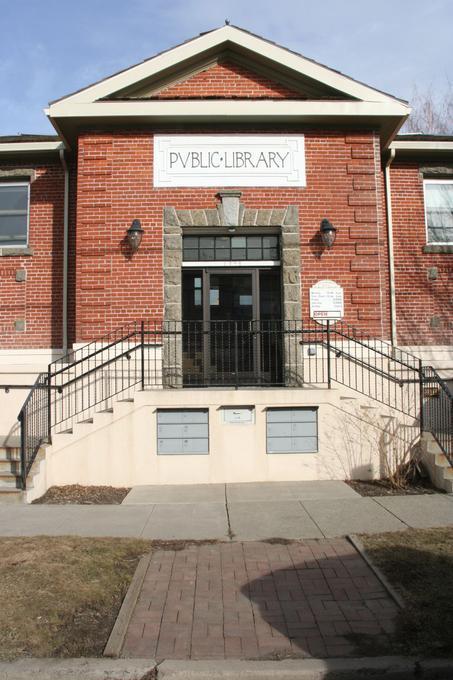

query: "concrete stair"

left=421, top=432, right=453, bottom=492
left=0, top=436, right=23, bottom=503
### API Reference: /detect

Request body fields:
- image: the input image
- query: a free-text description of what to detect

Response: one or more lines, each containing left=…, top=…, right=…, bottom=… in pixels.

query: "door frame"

left=202, top=267, right=260, bottom=322
left=182, top=265, right=282, bottom=386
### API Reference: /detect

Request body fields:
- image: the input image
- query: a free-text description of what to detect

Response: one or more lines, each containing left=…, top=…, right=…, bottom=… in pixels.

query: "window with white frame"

left=0, top=183, right=29, bottom=248
left=424, top=179, right=453, bottom=244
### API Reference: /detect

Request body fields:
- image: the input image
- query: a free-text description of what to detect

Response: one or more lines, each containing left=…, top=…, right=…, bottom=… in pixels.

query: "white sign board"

left=310, top=280, right=344, bottom=322
left=153, top=135, right=306, bottom=187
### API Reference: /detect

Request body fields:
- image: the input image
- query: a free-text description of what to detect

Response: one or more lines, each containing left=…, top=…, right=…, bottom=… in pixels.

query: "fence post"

left=419, top=358, right=424, bottom=434
left=18, top=410, right=26, bottom=491
left=326, top=320, right=331, bottom=389
left=141, top=320, right=145, bottom=390
left=47, top=366, right=52, bottom=442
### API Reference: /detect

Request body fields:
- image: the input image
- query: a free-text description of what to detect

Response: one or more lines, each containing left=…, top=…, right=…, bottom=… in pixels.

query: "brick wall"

left=391, top=160, right=453, bottom=345
left=155, top=60, right=303, bottom=99
left=0, top=160, right=65, bottom=349
left=75, top=128, right=389, bottom=342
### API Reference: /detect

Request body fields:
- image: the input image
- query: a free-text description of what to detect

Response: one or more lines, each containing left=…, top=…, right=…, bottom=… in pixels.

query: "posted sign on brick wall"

left=310, top=280, right=344, bottom=321
left=153, top=135, right=306, bottom=187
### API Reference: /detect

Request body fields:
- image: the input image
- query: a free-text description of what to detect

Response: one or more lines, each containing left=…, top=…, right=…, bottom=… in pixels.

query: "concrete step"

left=0, top=488, right=24, bottom=504
left=0, top=459, right=19, bottom=474
left=0, top=435, right=21, bottom=448
left=0, top=449, right=20, bottom=462
left=0, top=471, right=21, bottom=488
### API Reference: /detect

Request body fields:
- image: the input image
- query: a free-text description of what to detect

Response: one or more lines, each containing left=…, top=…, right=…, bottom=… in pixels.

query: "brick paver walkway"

left=122, top=539, right=397, bottom=660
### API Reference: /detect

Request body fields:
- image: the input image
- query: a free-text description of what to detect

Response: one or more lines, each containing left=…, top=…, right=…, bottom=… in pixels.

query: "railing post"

left=140, top=320, right=145, bottom=390
left=18, top=411, right=26, bottom=490
left=419, top=359, right=424, bottom=433
left=326, top=320, right=331, bottom=389
left=234, top=322, right=239, bottom=390
left=47, top=366, right=52, bottom=442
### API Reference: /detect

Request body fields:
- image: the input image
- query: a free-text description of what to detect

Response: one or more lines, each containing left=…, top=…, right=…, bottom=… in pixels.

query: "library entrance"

left=181, top=234, right=283, bottom=386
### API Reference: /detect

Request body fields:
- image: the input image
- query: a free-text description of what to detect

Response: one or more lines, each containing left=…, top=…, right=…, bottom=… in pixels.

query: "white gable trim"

left=46, top=99, right=410, bottom=121
left=0, top=141, right=64, bottom=154
left=390, top=140, right=453, bottom=152
left=48, top=26, right=408, bottom=114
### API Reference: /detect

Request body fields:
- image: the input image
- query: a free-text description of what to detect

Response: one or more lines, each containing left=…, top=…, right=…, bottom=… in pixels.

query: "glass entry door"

left=182, top=268, right=282, bottom=386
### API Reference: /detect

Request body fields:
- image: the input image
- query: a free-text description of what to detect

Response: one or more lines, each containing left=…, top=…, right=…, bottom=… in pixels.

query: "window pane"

left=263, top=247, right=279, bottom=259
left=183, top=248, right=198, bottom=261
left=215, top=237, right=230, bottom=250
left=0, top=185, right=28, bottom=212
left=200, top=248, right=214, bottom=260
left=262, top=236, right=278, bottom=248
left=247, top=236, right=261, bottom=248
left=231, top=248, right=246, bottom=259
left=247, top=248, right=262, bottom=260
left=426, top=183, right=453, bottom=243
left=215, top=237, right=230, bottom=260
left=0, top=214, right=27, bottom=246
left=231, top=236, right=246, bottom=248
left=183, top=236, right=198, bottom=249
left=199, top=236, right=214, bottom=249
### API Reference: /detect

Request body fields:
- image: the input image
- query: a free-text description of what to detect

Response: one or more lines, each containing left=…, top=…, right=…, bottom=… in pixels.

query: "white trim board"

left=0, top=142, right=64, bottom=154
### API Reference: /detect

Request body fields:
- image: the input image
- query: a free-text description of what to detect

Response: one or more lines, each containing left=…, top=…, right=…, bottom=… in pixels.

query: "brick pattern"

left=75, top=129, right=389, bottom=343
left=300, top=131, right=387, bottom=337
left=0, top=160, right=65, bottom=348
left=122, top=540, right=396, bottom=661
left=155, top=61, right=303, bottom=100
left=391, top=160, right=453, bottom=345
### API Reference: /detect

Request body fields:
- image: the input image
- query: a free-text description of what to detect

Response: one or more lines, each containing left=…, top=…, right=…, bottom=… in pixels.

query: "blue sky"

left=0, top=0, right=451, bottom=135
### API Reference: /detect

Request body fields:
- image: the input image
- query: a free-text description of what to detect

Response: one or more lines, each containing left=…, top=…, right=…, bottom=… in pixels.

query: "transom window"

left=183, top=235, right=280, bottom=262
left=0, top=183, right=29, bottom=248
left=424, top=180, right=453, bottom=244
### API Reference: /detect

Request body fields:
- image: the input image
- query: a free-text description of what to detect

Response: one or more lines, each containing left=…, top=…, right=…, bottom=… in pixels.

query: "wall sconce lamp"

left=126, top=219, right=144, bottom=253
left=320, top=218, right=337, bottom=249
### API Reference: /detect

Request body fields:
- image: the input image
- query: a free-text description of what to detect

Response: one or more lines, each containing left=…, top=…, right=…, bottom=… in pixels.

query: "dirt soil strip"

left=32, top=485, right=131, bottom=504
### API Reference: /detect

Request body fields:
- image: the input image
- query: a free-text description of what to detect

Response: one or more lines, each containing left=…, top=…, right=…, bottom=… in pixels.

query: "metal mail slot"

left=222, top=406, right=254, bottom=424
left=157, top=409, right=209, bottom=455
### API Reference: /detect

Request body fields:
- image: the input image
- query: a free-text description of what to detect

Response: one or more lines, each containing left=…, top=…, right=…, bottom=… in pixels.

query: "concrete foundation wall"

left=27, top=385, right=419, bottom=501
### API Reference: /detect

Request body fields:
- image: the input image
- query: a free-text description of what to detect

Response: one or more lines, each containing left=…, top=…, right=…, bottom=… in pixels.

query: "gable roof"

left=46, top=25, right=410, bottom=149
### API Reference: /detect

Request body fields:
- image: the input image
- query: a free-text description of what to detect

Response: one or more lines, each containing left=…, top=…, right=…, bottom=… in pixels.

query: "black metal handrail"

left=16, top=317, right=452, bottom=489
left=18, top=373, right=50, bottom=489
left=421, top=366, right=453, bottom=465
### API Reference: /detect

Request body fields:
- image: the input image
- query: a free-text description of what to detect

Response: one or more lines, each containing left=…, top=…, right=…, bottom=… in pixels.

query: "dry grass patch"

left=0, top=536, right=150, bottom=661
left=362, top=528, right=453, bottom=656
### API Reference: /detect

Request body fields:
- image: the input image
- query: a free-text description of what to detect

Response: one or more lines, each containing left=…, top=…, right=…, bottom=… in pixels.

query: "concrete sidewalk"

left=1, top=482, right=453, bottom=539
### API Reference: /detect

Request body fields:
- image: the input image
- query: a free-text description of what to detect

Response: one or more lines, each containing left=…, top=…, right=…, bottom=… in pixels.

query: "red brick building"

left=0, top=26, right=451, bottom=497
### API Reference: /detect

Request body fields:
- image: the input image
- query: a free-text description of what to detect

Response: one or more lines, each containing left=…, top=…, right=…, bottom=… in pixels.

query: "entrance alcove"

left=162, top=195, right=302, bottom=387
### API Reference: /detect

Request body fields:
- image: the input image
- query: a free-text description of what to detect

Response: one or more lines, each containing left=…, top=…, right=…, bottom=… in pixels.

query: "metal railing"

left=421, top=366, right=453, bottom=465
left=18, top=373, right=50, bottom=490
left=16, top=317, right=452, bottom=488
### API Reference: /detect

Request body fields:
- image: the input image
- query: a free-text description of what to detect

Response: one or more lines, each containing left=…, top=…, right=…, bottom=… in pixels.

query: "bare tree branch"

left=403, top=81, right=453, bottom=134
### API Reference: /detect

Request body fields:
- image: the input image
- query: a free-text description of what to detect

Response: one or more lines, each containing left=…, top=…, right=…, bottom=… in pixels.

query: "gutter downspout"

left=384, top=148, right=397, bottom=347
left=59, top=149, right=69, bottom=354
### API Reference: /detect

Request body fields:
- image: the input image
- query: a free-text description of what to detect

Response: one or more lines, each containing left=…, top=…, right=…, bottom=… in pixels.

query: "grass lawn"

left=0, top=536, right=150, bottom=661
left=362, top=528, right=453, bottom=657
